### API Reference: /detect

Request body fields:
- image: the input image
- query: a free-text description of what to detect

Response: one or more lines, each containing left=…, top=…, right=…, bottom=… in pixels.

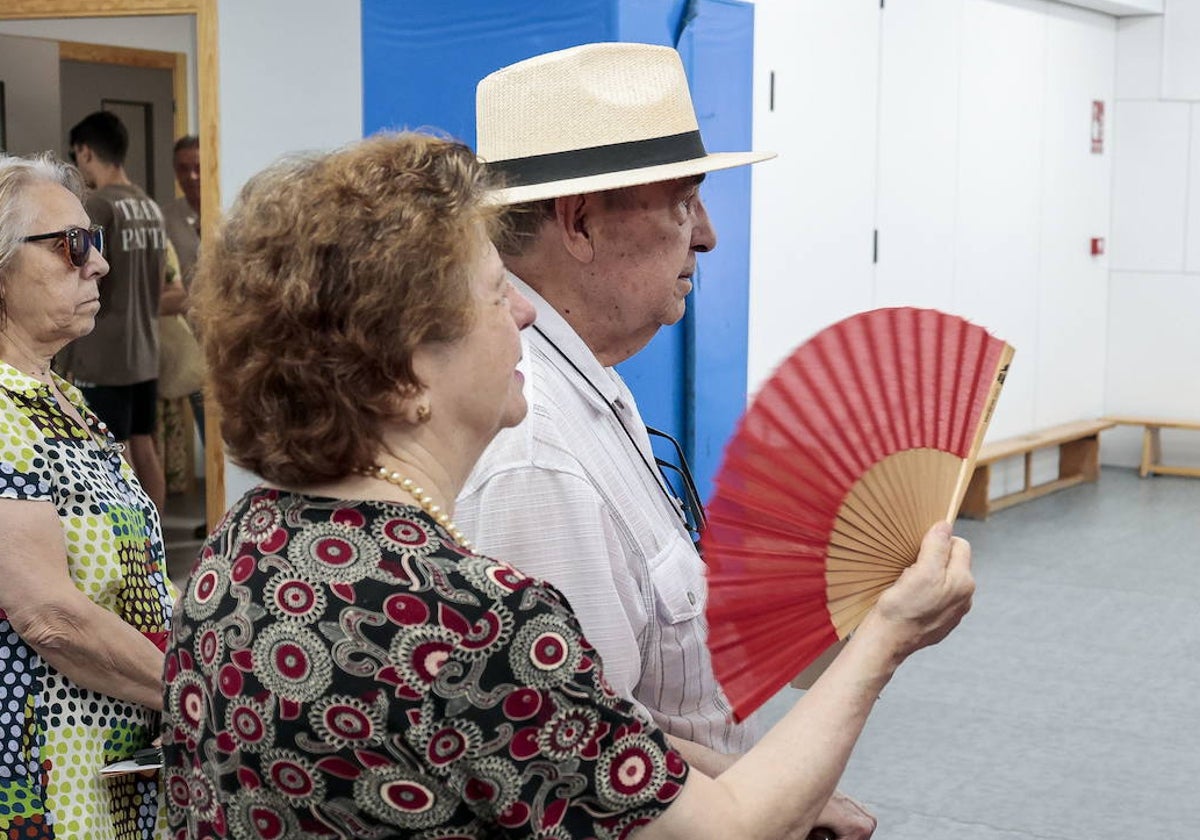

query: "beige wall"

left=0, top=33, right=61, bottom=156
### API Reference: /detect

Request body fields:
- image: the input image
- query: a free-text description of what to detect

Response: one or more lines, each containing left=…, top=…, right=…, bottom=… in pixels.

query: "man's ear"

left=554, top=194, right=596, bottom=264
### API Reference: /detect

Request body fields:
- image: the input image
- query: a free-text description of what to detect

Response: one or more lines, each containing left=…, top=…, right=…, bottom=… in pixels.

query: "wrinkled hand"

left=810, top=789, right=876, bottom=839
left=870, top=522, right=974, bottom=658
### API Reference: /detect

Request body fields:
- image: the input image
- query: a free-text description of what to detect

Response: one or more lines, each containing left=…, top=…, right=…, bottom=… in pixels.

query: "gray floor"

left=758, top=467, right=1200, bottom=838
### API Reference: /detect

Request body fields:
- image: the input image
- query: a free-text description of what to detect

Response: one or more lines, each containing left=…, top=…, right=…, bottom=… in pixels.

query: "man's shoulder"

left=466, top=391, right=584, bottom=487
left=161, top=196, right=191, bottom=219
left=462, top=350, right=597, bottom=490
left=92, top=183, right=166, bottom=224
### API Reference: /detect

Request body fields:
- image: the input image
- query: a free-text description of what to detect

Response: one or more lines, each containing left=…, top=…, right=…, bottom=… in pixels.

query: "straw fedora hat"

left=477, top=42, right=775, bottom=205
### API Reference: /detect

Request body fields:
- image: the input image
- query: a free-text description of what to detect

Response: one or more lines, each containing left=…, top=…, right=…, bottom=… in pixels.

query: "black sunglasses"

left=21, top=225, right=105, bottom=268
left=646, top=424, right=708, bottom=541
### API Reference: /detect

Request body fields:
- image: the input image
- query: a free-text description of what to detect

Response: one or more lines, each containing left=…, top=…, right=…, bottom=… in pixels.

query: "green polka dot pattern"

left=0, top=364, right=172, bottom=839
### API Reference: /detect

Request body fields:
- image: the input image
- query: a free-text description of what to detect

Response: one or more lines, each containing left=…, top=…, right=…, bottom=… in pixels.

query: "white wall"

left=1063, top=0, right=1162, bottom=14
left=216, top=0, right=363, bottom=504
left=0, top=16, right=198, bottom=132
left=1105, top=5, right=1200, bottom=468
left=749, top=0, right=1115, bottom=493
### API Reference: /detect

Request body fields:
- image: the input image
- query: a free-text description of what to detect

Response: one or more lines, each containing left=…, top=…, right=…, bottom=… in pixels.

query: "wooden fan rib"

left=826, top=573, right=902, bottom=601
left=830, top=449, right=964, bottom=568
left=830, top=597, right=879, bottom=637
left=827, top=524, right=909, bottom=568
left=837, top=464, right=919, bottom=557
left=827, top=580, right=893, bottom=620
left=826, top=541, right=910, bottom=570
left=875, top=448, right=935, bottom=549
left=873, top=448, right=952, bottom=549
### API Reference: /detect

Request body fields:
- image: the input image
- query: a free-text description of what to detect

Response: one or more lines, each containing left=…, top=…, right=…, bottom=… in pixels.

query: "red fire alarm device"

left=1091, top=100, right=1104, bottom=154
left=1091, top=237, right=1105, bottom=256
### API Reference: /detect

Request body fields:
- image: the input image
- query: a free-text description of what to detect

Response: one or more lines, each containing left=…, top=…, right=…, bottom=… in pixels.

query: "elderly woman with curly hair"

left=0, top=153, right=173, bottom=839
left=161, top=132, right=974, bottom=839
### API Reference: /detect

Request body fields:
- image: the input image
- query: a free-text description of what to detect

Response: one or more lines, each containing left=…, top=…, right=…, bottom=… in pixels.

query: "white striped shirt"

left=457, top=277, right=759, bottom=753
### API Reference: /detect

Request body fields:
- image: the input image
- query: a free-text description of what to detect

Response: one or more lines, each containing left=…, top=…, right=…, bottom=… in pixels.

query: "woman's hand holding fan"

left=703, top=308, right=1013, bottom=721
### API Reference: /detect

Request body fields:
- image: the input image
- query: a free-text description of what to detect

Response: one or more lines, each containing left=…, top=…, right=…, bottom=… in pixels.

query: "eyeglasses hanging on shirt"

left=645, top=424, right=707, bottom=541
left=533, top=324, right=706, bottom=544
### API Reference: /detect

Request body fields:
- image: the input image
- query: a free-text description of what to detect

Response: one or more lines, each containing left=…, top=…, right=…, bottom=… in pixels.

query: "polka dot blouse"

left=0, top=363, right=172, bottom=839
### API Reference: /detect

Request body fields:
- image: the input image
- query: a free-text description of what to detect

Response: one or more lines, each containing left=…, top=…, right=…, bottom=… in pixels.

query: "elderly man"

left=457, top=42, right=876, bottom=839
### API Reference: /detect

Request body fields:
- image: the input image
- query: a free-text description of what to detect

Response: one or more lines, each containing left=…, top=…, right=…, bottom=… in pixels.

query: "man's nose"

left=692, top=196, right=716, bottom=253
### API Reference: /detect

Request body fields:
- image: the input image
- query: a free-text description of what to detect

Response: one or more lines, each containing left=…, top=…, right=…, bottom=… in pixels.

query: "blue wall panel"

left=677, top=0, right=755, bottom=501
left=362, top=0, right=617, bottom=146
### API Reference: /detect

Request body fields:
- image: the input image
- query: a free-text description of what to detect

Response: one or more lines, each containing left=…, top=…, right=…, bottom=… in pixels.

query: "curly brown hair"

left=194, top=132, right=502, bottom=486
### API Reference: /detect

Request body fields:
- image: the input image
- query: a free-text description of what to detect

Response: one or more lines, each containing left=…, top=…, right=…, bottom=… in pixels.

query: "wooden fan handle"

left=945, top=342, right=1016, bottom=522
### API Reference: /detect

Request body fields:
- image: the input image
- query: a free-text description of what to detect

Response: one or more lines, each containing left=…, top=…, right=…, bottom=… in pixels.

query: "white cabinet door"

left=748, top=0, right=881, bottom=394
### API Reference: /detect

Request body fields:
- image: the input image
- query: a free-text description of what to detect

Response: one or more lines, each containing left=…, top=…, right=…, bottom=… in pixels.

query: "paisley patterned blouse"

left=162, top=488, right=688, bottom=839
left=0, top=363, right=172, bottom=840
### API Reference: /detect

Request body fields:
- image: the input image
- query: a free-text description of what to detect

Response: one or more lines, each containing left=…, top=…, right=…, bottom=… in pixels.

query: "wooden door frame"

left=57, top=39, right=189, bottom=173
left=1, top=0, right=225, bottom=525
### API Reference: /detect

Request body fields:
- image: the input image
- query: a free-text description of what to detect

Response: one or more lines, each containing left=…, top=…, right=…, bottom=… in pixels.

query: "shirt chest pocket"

left=647, top=536, right=704, bottom=624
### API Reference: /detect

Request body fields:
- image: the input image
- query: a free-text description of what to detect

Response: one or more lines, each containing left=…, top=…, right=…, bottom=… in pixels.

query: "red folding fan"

left=703, top=307, right=1014, bottom=721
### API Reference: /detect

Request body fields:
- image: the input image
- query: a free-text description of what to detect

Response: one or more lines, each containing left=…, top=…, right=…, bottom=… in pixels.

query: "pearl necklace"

left=364, top=466, right=473, bottom=549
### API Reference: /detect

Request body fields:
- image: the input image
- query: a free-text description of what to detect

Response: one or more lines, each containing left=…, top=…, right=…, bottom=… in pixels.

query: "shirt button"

left=687, top=591, right=697, bottom=606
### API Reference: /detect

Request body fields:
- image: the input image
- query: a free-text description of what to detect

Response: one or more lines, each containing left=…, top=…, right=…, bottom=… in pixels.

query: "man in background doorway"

left=161, top=134, right=205, bottom=443
left=60, top=110, right=167, bottom=513
left=162, top=136, right=200, bottom=288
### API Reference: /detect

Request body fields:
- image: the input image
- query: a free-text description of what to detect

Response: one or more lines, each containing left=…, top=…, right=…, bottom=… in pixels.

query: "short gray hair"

left=0, top=153, right=87, bottom=327
left=493, top=186, right=643, bottom=257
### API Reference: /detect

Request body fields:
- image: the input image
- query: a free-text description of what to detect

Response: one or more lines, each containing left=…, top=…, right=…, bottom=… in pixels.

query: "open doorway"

left=0, top=0, right=225, bottom=531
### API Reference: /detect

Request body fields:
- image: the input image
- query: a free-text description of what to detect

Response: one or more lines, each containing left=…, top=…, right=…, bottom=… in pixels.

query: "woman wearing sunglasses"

left=0, top=153, right=173, bottom=839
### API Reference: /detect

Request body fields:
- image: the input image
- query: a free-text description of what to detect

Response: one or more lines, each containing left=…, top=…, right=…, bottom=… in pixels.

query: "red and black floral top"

left=161, top=488, right=688, bottom=839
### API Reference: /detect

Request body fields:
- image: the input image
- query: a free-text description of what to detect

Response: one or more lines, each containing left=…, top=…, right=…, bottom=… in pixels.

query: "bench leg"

left=960, top=463, right=991, bottom=520
left=1060, top=435, right=1100, bottom=482
left=1140, top=426, right=1161, bottom=478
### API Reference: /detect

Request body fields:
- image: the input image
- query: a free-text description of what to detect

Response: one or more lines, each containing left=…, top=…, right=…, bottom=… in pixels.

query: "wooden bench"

left=1105, top=416, right=1200, bottom=478
left=959, top=419, right=1115, bottom=519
